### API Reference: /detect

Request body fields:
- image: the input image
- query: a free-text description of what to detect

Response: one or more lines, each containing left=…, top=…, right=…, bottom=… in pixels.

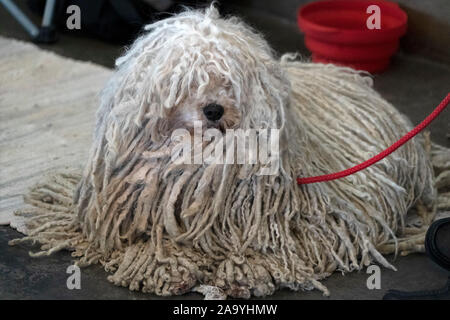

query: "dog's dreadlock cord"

left=298, top=93, right=450, bottom=185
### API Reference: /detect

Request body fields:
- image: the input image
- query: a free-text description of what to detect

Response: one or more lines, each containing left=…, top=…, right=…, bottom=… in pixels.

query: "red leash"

left=297, top=93, right=450, bottom=185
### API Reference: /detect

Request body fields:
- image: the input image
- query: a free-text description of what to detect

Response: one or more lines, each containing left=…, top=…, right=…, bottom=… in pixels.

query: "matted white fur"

left=10, top=6, right=450, bottom=298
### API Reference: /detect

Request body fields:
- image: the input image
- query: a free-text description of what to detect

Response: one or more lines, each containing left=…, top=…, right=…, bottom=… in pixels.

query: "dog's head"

left=105, top=5, right=290, bottom=138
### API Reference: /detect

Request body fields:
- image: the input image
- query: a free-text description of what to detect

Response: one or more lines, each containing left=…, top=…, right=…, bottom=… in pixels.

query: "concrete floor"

left=0, top=2, right=449, bottom=300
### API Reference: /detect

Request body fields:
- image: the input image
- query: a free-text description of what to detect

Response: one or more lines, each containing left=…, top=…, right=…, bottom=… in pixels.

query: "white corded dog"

left=11, top=6, right=450, bottom=299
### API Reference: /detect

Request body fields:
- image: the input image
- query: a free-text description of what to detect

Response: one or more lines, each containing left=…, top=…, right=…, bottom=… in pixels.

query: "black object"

left=34, top=25, right=58, bottom=43
left=26, top=0, right=208, bottom=45
left=203, top=103, right=224, bottom=121
left=383, top=277, right=450, bottom=300
left=1, top=0, right=58, bottom=43
left=383, top=217, right=450, bottom=300
left=425, top=217, right=450, bottom=271
left=27, top=0, right=151, bottom=44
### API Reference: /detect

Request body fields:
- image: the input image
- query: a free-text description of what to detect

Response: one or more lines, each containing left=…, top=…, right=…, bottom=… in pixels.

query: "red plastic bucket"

left=297, top=0, right=407, bottom=73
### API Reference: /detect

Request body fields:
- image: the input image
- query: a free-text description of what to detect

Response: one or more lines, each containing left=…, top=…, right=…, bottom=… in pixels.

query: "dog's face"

left=165, top=83, right=241, bottom=133
left=107, top=7, right=291, bottom=141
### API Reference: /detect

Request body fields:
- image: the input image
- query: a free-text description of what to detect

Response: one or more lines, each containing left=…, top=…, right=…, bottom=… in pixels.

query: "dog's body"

left=12, top=7, right=448, bottom=298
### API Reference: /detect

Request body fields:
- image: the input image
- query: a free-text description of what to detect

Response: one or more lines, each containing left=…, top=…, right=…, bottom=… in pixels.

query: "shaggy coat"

left=11, top=7, right=450, bottom=298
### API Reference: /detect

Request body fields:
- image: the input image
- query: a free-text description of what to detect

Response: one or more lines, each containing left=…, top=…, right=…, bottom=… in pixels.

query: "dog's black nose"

left=203, top=103, right=224, bottom=121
